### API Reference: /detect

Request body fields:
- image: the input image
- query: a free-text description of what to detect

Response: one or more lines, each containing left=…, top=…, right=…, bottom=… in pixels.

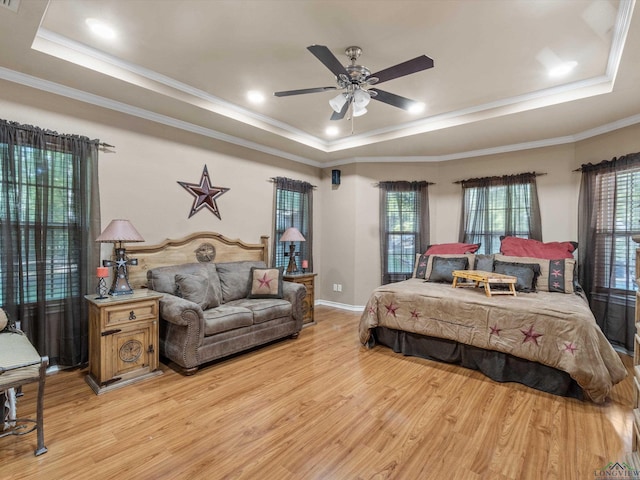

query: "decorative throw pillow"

left=427, top=256, right=469, bottom=283
left=414, top=253, right=476, bottom=279
left=247, top=266, right=284, bottom=299
left=500, top=236, right=576, bottom=259
left=474, top=254, right=495, bottom=272
left=174, top=273, right=220, bottom=310
left=425, top=243, right=480, bottom=255
left=493, top=254, right=576, bottom=293
left=493, top=260, right=541, bottom=292
left=413, top=253, right=430, bottom=279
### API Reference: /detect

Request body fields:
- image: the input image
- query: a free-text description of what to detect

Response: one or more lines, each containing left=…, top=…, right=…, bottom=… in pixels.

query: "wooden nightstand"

left=85, top=290, right=163, bottom=394
left=283, top=272, right=317, bottom=326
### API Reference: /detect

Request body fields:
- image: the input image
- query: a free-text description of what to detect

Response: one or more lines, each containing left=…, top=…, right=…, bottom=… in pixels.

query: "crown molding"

left=0, top=66, right=322, bottom=167
left=30, top=0, right=633, bottom=154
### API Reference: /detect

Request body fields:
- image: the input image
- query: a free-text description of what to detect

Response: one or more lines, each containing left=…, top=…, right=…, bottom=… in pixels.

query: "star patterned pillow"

left=247, top=267, right=284, bottom=299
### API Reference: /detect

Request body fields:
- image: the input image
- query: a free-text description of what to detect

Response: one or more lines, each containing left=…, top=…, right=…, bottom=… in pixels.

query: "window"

left=0, top=146, right=80, bottom=304
left=0, top=119, right=100, bottom=366
left=591, top=165, right=640, bottom=291
left=460, top=173, right=542, bottom=254
left=272, top=177, right=313, bottom=270
left=578, top=152, right=640, bottom=353
left=379, top=181, right=430, bottom=284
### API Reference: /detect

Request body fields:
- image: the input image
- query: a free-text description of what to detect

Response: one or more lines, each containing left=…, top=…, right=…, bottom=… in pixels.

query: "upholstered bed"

left=358, top=240, right=628, bottom=403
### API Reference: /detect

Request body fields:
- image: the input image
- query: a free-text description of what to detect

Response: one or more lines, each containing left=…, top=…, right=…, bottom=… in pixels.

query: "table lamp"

left=96, top=219, right=144, bottom=295
left=280, top=227, right=305, bottom=274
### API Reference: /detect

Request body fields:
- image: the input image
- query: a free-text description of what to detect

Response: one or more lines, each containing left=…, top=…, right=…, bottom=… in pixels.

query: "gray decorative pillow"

left=427, top=256, right=469, bottom=283
left=174, top=273, right=220, bottom=309
left=247, top=266, right=284, bottom=299
left=493, top=260, right=541, bottom=293
left=474, top=254, right=495, bottom=272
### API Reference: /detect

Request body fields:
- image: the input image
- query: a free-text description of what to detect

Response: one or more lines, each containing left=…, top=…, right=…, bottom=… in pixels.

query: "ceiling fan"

left=274, top=45, right=434, bottom=121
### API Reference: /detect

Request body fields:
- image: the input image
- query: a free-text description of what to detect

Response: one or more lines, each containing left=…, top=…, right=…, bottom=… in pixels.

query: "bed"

left=358, top=240, right=628, bottom=403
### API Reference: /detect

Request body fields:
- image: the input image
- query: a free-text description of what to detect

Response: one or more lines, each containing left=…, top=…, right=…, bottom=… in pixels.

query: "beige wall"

left=0, top=79, right=321, bottom=265
left=321, top=125, right=640, bottom=307
left=3, top=79, right=640, bottom=308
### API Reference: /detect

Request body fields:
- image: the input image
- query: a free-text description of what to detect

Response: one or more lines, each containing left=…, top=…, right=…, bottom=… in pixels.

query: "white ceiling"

left=0, top=0, right=638, bottom=166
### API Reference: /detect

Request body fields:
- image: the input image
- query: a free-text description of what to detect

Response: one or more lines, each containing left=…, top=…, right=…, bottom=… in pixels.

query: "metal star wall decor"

left=178, top=165, right=230, bottom=219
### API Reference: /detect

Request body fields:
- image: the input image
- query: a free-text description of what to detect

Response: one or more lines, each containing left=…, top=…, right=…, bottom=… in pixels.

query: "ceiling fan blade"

left=330, top=96, right=351, bottom=121
left=370, top=55, right=434, bottom=84
left=307, top=45, right=349, bottom=78
left=274, top=86, right=337, bottom=97
left=369, top=88, right=421, bottom=111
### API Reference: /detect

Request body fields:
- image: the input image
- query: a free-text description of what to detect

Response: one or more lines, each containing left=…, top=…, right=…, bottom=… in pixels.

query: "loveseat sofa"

left=146, top=260, right=306, bottom=374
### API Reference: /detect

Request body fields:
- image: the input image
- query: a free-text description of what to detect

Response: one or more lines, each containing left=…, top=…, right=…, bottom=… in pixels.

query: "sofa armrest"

left=282, top=281, right=306, bottom=328
left=157, top=293, right=205, bottom=370
left=159, top=293, right=203, bottom=326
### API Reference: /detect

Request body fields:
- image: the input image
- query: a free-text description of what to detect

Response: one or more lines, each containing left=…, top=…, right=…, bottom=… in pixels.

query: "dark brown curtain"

left=0, top=119, right=101, bottom=366
left=578, top=152, right=640, bottom=353
left=271, top=177, right=313, bottom=271
left=458, top=172, right=542, bottom=254
left=379, top=181, right=430, bottom=284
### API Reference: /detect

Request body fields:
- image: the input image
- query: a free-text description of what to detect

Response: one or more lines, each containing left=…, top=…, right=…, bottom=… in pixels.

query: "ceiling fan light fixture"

left=353, top=88, right=371, bottom=108
left=353, top=104, right=367, bottom=117
left=329, top=93, right=348, bottom=113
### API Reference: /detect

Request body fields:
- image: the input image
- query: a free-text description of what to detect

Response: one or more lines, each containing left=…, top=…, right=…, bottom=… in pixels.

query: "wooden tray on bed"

left=451, top=269, right=517, bottom=297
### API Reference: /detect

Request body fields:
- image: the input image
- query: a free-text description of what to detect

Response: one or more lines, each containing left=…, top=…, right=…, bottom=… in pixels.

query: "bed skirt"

left=371, top=326, right=584, bottom=400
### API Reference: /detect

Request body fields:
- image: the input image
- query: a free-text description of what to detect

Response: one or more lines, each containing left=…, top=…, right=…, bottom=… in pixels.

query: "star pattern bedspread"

left=359, top=279, right=627, bottom=403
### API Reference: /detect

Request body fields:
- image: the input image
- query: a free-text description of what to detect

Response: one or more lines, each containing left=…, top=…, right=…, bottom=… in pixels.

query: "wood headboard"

left=126, top=232, right=269, bottom=289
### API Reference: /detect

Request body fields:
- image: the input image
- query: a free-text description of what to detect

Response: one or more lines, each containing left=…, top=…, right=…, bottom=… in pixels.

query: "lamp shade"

left=280, top=227, right=306, bottom=242
left=329, top=93, right=348, bottom=113
left=95, top=219, right=144, bottom=243
left=353, top=104, right=367, bottom=117
left=353, top=88, right=371, bottom=108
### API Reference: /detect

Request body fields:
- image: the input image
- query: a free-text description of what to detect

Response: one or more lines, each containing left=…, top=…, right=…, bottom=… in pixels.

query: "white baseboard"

left=316, top=299, right=365, bottom=312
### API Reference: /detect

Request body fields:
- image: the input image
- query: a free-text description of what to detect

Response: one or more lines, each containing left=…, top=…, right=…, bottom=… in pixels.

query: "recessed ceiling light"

left=85, top=18, right=117, bottom=40
left=325, top=126, right=339, bottom=136
left=408, top=102, right=426, bottom=114
left=549, top=61, right=578, bottom=78
left=247, top=90, right=265, bottom=103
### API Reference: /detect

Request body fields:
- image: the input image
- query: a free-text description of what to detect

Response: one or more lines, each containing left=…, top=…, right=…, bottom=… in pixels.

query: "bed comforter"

left=359, top=278, right=627, bottom=403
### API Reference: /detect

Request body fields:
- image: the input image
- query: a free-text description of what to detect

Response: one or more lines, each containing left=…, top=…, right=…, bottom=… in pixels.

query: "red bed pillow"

left=424, top=243, right=480, bottom=255
left=500, top=236, right=576, bottom=260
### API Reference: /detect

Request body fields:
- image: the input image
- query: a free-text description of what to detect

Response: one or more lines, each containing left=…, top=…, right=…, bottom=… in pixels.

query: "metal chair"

left=0, top=309, right=48, bottom=456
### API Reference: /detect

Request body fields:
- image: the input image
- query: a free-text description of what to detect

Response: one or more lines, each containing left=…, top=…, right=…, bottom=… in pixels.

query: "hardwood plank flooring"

left=1, top=306, right=634, bottom=479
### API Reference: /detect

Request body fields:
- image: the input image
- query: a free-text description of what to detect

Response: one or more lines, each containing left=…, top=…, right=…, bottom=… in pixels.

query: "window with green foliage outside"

left=0, top=146, right=80, bottom=304
left=379, top=181, right=430, bottom=285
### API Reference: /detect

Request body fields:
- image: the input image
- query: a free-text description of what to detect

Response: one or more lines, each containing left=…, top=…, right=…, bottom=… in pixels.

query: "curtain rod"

left=269, top=177, right=317, bottom=188
left=98, top=142, right=116, bottom=153
left=453, top=172, right=547, bottom=184
left=374, top=180, right=435, bottom=187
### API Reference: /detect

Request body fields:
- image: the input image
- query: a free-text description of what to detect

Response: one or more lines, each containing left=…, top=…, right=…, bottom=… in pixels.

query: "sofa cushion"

left=216, top=261, right=267, bottom=302
left=247, top=266, right=284, bottom=299
left=226, top=298, right=291, bottom=324
left=175, top=273, right=220, bottom=310
left=202, top=305, right=253, bottom=336
left=147, top=263, right=222, bottom=308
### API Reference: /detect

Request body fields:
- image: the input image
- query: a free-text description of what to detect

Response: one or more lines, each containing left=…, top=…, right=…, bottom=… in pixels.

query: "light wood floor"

left=2, top=306, right=634, bottom=479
